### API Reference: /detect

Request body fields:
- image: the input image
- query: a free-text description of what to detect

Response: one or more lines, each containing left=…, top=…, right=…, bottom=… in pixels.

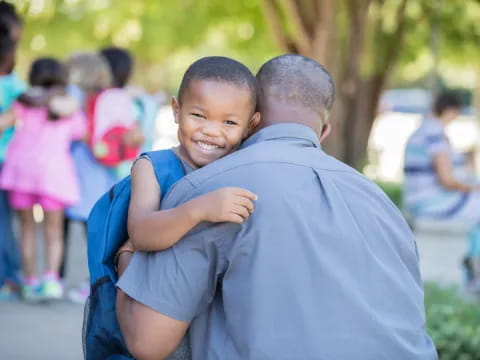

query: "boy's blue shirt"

left=0, top=73, right=27, bottom=163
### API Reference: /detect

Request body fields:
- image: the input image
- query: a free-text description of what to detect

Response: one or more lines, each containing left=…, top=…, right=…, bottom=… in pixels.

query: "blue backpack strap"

left=142, top=149, right=185, bottom=196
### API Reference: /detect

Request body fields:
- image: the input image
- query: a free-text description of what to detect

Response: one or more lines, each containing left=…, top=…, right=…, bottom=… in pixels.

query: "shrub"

left=424, top=283, right=480, bottom=359
left=376, top=181, right=403, bottom=208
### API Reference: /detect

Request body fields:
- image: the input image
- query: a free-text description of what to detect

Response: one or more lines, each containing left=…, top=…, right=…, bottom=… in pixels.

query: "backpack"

left=83, top=149, right=185, bottom=360
left=86, top=89, right=140, bottom=167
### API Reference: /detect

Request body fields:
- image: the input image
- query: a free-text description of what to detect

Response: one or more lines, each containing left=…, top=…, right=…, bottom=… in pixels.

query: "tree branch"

left=298, top=0, right=319, bottom=36
left=340, top=0, right=371, bottom=96
left=312, top=0, right=335, bottom=67
left=260, top=0, right=292, bottom=52
left=383, top=0, right=409, bottom=72
left=280, top=0, right=312, bottom=55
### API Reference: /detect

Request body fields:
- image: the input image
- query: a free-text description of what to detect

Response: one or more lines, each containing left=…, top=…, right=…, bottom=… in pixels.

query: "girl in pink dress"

left=0, top=57, right=86, bottom=301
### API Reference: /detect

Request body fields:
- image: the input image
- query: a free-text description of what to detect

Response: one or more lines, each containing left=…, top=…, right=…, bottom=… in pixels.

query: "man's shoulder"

left=182, top=139, right=362, bottom=190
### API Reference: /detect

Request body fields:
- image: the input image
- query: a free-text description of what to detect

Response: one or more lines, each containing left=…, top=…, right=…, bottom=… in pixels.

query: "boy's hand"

left=196, top=187, right=257, bottom=224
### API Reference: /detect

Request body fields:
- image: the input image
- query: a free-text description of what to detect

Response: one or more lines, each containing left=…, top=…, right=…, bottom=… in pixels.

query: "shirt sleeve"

left=5, top=74, right=26, bottom=110
left=425, top=132, right=449, bottom=155
left=116, top=178, right=228, bottom=322
left=117, top=227, right=226, bottom=322
left=11, top=74, right=26, bottom=98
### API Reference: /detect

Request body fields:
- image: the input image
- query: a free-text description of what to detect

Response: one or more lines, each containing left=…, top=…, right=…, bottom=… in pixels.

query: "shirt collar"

left=241, top=123, right=321, bottom=149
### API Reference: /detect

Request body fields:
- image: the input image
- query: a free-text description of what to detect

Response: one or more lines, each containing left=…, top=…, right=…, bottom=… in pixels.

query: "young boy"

left=116, top=56, right=261, bottom=271
left=115, top=56, right=260, bottom=359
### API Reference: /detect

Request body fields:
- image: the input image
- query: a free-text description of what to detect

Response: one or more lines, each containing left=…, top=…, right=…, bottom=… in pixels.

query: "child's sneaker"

left=68, top=281, right=90, bottom=304
left=0, top=283, right=19, bottom=301
left=42, top=279, right=64, bottom=300
left=22, top=284, right=43, bottom=303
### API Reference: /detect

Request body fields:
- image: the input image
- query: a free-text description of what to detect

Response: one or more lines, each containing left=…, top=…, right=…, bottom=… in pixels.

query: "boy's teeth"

left=197, top=141, right=219, bottom=151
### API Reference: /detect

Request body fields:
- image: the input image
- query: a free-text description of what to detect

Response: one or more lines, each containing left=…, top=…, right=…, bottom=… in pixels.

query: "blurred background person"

left=62, top=52, right=116, bottom=303
left=404, top=92, right=480, bottom=293
left=0, top=0, right=24, bottom=300
left=99, top=46, right=147, bottom=179
left=100, top=46, right=157, bottom=154
left=0, top=57, right=85, bottom=301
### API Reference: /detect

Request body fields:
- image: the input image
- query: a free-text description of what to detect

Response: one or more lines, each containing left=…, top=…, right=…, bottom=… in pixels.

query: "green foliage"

left=424, top=283, right=480, bottom=359
left=11, top=0, right=278, bottom=89
left=376, top=181, right=403, bottom=208
left=9, top=0, right=480, bottom=91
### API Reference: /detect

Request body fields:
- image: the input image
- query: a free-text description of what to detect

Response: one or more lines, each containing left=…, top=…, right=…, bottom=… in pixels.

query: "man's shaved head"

left=256, top=54, right=335, bottom=123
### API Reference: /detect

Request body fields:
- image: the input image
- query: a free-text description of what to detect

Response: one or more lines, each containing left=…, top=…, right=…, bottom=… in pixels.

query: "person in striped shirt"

left=404, top=92, right=480, bottom=292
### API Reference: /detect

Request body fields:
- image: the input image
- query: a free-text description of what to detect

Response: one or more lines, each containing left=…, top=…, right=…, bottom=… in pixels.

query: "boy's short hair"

left=178, top=56, right=258, bottom=110
left=29, top=57, right=67, bottom=88
left=433, top=92, right=461, bottom=116
left=100, top=47, right=133, bottom=88
left=65, top=52, right=112, bottom=93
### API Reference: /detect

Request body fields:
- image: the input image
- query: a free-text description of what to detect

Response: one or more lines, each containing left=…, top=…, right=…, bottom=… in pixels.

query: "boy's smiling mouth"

left=194, top=140, right=225, bottom=152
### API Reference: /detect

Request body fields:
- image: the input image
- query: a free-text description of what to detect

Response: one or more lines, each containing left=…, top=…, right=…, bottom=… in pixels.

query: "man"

left=117, top=54, right=437, bottom=359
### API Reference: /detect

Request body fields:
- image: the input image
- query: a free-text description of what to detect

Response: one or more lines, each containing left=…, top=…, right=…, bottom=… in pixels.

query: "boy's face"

left=173, top=79, right=260, bottom=168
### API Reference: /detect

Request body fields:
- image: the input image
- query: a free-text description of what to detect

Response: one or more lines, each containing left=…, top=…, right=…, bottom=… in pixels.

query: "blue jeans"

left=0, top=166, right=20, bottom=286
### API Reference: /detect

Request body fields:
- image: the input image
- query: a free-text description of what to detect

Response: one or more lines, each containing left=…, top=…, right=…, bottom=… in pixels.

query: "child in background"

left=63, top=52, right=116, bottom=227
left=0, top=1, right=22, bottom=43
left=99, top=46, right=145, bottom=179
left=62, top=52, right=122, bottom=303
left=0, top=58, right=86, bottom=301
left=100, top=47, right=156, bottom=154
left=0, top=2, right=25, bottom=300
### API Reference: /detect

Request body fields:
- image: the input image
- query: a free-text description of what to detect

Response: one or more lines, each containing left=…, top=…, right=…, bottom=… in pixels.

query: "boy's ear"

left=247, top=112, right=261, bottom=136
left=171, top=96, right=180, bottom=124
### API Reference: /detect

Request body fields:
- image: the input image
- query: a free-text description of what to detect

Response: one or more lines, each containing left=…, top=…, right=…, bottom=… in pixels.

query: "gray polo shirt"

left=118, top=123, right=437, bottom=360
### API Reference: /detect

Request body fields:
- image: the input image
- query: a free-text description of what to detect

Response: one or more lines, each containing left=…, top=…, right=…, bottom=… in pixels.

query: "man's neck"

left=256, top=101, right=322, bottom=136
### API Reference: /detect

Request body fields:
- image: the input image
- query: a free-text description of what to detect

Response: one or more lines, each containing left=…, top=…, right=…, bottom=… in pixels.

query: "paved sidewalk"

left=0, top=301, right=84, bottom=360
left=0, top=222, right=88, bottom=360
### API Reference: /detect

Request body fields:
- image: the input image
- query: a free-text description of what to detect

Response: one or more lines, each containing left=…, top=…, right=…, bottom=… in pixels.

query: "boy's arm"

left=128, top=158, right=256, bottom=252
left=127, top=157, right=206, bottom=251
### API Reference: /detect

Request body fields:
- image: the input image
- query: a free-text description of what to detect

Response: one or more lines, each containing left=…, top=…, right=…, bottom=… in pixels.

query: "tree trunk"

left=260, top=0, right=409, bottom=169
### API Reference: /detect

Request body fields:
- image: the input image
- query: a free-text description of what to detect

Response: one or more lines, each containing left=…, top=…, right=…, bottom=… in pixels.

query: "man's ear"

left=319, top=123, right=331, bottom=143
left=246, top=112, right=261, bottom=137
left=171, top=96, right=180, bottom=124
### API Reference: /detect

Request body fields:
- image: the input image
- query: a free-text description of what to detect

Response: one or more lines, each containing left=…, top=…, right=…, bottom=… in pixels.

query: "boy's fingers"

left=234, top=197, right=254, bottom=213
left=232, top=188, right=257, bottom=201
left=231, top=205, right=250, bottom=220
left=227, top=213, right=244, bottom=224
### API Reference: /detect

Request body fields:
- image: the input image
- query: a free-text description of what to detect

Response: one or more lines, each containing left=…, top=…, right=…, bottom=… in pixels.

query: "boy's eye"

left=224, top=120, right=238, bottom=126
left=190, top=112, right=206, bottom=119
